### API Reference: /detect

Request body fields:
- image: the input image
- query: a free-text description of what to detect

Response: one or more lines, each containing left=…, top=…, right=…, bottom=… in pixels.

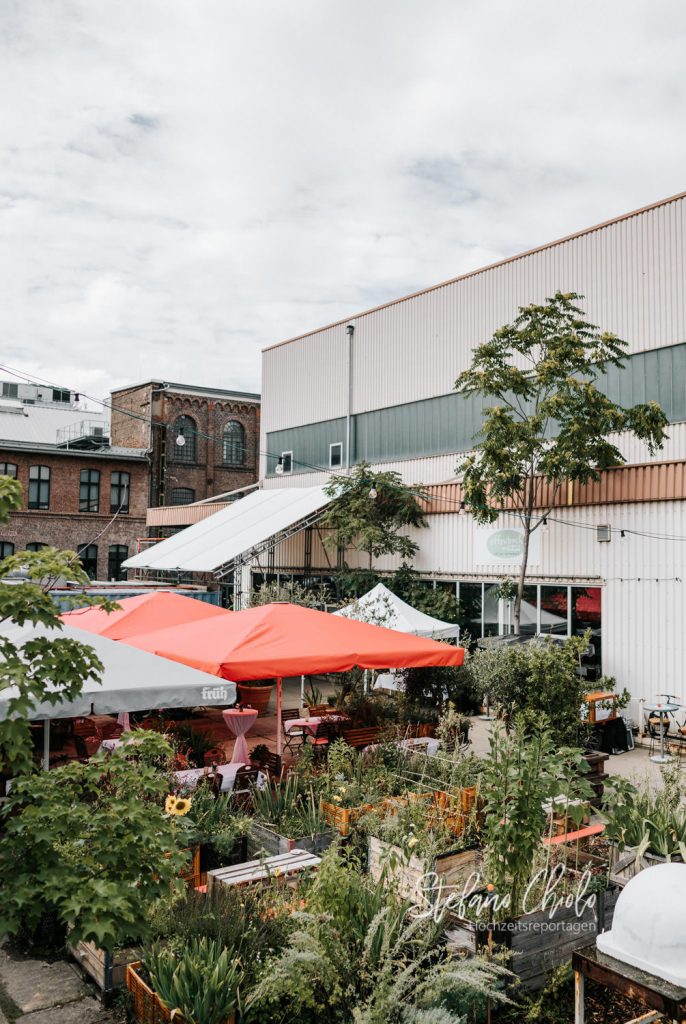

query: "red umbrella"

left=125, top=602, right=465, bottom=755
left=62, top=591, right=230, bottom=640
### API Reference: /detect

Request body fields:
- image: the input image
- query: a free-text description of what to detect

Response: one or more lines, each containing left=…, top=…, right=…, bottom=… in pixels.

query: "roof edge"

left=263, top=190, right=686, bottom=353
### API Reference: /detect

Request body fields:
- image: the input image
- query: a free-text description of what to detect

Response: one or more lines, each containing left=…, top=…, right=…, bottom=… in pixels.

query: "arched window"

left=170, top=487, right=195, bottom=505
left=222, top=421, right=245, bottom=466
left=172, top=415, right=196, bottom=462
left=0, top=541, right=14, bottom=558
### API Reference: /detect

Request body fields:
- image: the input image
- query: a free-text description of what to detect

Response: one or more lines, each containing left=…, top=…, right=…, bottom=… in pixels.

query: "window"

left=0, top=541, right=14, bottom=558
left=170, top=487, right=195, bottom=505
left=222, top=421, right=245, bottom=465
left=26, top=542, right=47, bottom=551
left=79, top=544, right=98, bottom=579
left=52, top=388, right=70, bottom=403
left=172, top=415, right=196, bottom=462
left=79, top=469, right=100, bottom=512
left=108, top=545, right=128, bottom=581
left=110, top=471, right=130, bottom=513
left=0, top=463, right=17, bottom=479
left=280, top=451, right=292, bottom=474
left=2, top=382, right=18, bottom=398
left=28, top=466, right=50, bottom=509
left=329, top=443, right=343, bottom=468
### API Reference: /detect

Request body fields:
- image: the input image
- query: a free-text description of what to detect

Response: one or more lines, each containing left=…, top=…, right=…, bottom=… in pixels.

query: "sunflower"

left=167, top=796, right=192, bottom=816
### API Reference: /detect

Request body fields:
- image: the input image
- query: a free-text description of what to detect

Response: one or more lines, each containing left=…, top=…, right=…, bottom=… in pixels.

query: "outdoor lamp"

left=175, top=429, right=186, bottom=447
left=368, top=486, right=378, bottom=500
left=275, top=456, right=284, bottom=475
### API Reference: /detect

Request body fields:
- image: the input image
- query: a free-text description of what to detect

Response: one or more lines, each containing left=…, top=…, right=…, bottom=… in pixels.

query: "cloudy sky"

left=1, top=0, right=685, bottom=401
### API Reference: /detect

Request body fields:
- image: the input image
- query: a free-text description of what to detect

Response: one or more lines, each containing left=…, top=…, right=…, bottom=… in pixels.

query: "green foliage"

left=182, top=786, right=251, bottom=858
left=481, top=717, right=593, bottom=915
left=469, top=632, right=609, bottom=746
left=389, top=564, right=459, bottom=624
left=0, top=475, right=118, bottom=775
left=322, top=462, right=427, bottom=574
left=251, top=773, right=328, bottom=838
left=399, top=661, right=482, bottom=720
left=0, top=733, right=188, bottom=951
left=248, top=579, right=331, bottom=608
left=601, top=760, right=686, bottom=861
left=168, top=723, right=217, bottom=767
left=144, top=936, right=243, bottom=1024
left=455, top=292, right=668, bottom=632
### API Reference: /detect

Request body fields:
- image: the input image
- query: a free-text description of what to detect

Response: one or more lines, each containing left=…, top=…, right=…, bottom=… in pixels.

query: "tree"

left=0, top=474, right=112, bottom=775
left=321, top=463, right=428, bottom=595
left=454, top=292, right=668, bottom=633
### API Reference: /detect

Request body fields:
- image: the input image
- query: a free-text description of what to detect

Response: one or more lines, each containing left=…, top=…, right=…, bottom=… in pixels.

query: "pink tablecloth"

left=223, top=708, right=259, bottom=764
left=283, top=716, right=322, bottom=736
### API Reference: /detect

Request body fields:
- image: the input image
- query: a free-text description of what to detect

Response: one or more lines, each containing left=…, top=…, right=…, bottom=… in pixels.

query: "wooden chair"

left=646, top=715, right=671, bottom=757
left=341, top=726, right=382, bottom=750
left=306, top=720, right=333, bottom=762
left=308, top=704, right=335, bottom=717
left=260, top=751, right=283, bottom=780
left=231, top=765, right=259, bottom=810
left=281, top=708, right=306, bottom=755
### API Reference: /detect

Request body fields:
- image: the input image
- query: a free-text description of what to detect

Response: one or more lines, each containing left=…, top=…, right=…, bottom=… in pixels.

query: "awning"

left=123, top=485, right=331, bottom=574
left=0, top=621, right=236, bottom=720
left=335, top=583, right=459, bottom=639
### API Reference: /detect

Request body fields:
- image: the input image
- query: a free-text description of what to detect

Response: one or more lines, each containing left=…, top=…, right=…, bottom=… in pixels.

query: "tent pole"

left=276, top=677, right=282, bottom=758
left=363, top=669, right=368, bottom=696
left=43, top=719, right=51, bottom=771
left=300, top=674, right=305, bottom=707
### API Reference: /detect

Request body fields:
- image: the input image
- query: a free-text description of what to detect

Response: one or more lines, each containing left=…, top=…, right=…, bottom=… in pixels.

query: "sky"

left=1, top=0, right=685, bottom=401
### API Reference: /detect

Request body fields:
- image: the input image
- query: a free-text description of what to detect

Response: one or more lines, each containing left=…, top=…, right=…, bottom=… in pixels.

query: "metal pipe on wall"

left=345, top=324, right=354, bottom=471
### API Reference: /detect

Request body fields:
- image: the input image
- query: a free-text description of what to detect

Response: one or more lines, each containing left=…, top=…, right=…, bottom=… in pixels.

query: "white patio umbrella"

left=335, top=583, right=459, bottom=639
left=0, top=621, right=236, bottom=768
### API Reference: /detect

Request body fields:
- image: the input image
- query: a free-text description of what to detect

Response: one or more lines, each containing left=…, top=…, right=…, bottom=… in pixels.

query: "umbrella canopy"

left=335, top=583, right=459, bottom=639
left=0, top=621, right=236, bottom=721
left=126, top=602, right=465, bottom=680
left=61, top=591, right=229, bottom=640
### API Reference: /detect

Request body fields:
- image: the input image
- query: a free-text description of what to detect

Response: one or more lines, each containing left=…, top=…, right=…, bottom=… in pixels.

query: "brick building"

left=110, top=381, right=261, bottom=509
left=0, top=389, right=148, bottom=579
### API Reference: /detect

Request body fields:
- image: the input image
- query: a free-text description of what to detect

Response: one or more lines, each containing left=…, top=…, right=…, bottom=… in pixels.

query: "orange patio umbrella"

left=124, top=602, right=465, bottom=755
left=62, top=591, right=230, bottom=640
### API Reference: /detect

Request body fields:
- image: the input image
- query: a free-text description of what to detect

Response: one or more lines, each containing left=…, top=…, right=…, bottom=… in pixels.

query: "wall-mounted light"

left=275, top=456, right=284, bottom=476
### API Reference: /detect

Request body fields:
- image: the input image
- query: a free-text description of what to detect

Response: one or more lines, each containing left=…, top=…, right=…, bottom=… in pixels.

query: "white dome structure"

left=597, top=862, right=686, bottom=986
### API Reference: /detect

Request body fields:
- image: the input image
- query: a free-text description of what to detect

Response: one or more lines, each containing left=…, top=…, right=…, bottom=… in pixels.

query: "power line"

left=3, top=362, right=686, bottom=545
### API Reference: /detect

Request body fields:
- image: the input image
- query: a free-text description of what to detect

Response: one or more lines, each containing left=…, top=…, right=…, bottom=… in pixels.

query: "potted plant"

left=249, top=743, right=271, bottom=770
left=247, top=773, right=335, bottom=856
left=235, top=680, right=274, bottom=717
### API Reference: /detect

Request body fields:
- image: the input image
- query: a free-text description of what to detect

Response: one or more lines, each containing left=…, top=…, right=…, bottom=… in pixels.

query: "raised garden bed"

left=368, top=835, right=480, bottom=905
left=68, top=938, right=141, bottom=999
left=127, top=961, right=236, bottom=1024
left=320, top=799, right=375, bottom=836
left=447, top=885, right=619, bottom=992
left=247, top=821, right=335, bottom=858
left=608, top=842, right=682, bottom=887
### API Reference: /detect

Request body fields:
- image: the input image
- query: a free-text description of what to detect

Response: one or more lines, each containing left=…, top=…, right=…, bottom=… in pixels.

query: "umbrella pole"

left=300, top=674, right=305, bottom=707
left=43, top=718, right=51, bottom=771
left=276, top=677, right=282, bottom=758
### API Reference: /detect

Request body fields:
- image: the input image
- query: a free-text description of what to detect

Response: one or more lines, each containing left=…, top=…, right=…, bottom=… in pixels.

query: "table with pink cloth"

left=223, top=708, right=259, bottom=764
left=283, top=714, right=351, bottom=737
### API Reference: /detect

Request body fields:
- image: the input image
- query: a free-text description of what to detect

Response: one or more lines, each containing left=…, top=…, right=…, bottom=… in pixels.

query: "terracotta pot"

left=236, top=683, right=274, bottom=717
left=203, top=747, right=225, bottom=767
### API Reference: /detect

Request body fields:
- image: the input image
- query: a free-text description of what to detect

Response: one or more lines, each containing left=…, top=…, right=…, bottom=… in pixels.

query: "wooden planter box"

left=368, top=835, right=480, bottom=904
left=68, top=938, right=141, bottom=997
left=448, top=886, right=619, bottom=992
left=126, top=961, right=235, bottom=1024
left=608, top=842, right=681, bottom=887
left=236, top=683, right=273, bottom=717
left=247, top=821, right=335, bottom=858
left=178, top=846, right=201, bottom=889
left=320, top=800, right=375, bottom=836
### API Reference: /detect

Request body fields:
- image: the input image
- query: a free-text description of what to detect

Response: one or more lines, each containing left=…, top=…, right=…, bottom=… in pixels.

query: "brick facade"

left=0, top=449, right=147, bottom=580
left=110, top=382, right=261, bottom=509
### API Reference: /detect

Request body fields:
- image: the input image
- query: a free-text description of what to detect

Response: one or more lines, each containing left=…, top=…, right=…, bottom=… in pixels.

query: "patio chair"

left=231, top=765, right=259, bottom=811
left=281, top=708, right=306, bottom=755
left=260, top=751, right=283, bottom=780
left=306, top=720, right=332, bottom=762
left=308, top=703, right=335, bottom=717
left=646, top=715, right=671, bottom=757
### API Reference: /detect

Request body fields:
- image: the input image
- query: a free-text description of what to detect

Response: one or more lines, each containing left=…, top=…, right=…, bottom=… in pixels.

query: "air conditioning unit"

left=596, top=524, right=612, bottom=543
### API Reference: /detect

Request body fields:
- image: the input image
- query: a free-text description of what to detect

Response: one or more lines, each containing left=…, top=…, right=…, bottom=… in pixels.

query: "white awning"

left=123, top=485, right=331, bottom=574
left=335, top=583, right=460, bottom=640
left=0, top=622, right=236, bottom=720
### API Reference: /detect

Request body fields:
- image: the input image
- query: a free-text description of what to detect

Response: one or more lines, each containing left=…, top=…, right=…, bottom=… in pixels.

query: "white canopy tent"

left=335, top=583, right=460, bottom=639
left=122, top=485, right=331, bottom=574
left=0, top=622, right=236, bottom=768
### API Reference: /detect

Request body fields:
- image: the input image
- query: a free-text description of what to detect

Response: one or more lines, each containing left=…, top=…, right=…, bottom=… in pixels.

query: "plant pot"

left=247, top=821, right=335, bottom=858
left=127, top=962, right=235, bottom=1024
left=236, top=683, right=274, bottom=717
left=203, top=747, right=226, bottom=767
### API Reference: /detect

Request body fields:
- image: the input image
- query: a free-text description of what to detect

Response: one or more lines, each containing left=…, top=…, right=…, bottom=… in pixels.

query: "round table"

left=644, top=701, right=681, bottom=763
left=222, top=708, right=259, bottom=764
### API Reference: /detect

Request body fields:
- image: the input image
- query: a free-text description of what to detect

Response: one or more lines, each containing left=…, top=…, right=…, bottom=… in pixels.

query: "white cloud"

left=1, top=0, right=685, bottom=399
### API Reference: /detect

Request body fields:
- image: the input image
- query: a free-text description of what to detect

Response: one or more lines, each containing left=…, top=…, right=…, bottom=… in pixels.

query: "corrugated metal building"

left=260, top=192, right=686, bottom=713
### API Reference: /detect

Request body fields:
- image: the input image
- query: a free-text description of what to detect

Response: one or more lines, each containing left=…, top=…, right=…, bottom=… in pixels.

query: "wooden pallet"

left=207, top=849, right=322, bottom=893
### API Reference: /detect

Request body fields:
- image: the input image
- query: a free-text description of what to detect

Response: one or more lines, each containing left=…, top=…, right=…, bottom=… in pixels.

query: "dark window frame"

left=79, top=544, right=98, bottom=579
left=0, top=463, right=17, bottom=479
left=0, top=541, right=14, bottom=558
left=26, top=542, right=47, bottom=552
left=172, top=415, right=197, bottom=463
left=170, top=487, right=196, bottom=506
left=222, top=420, right=246, bottom=466
left=28, top=465, right=50, bottom=510
left=107, top=544, right=128, bottom=581
left=110, top=471, right=130, bottom=513
left=79, top=468, right=101, bottom=513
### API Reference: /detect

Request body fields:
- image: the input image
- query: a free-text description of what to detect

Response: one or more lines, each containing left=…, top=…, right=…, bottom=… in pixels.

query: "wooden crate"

left=207, top=849, right=322, bottom=894
left=320, top=800, right=374, bottom=836
left=447, top=886, right=619, bottom=992
left=608, top=842, right=679, bottom=887
left=368, top=836, right=480, bottom=905
left=247, top=822, right=335, bottom=858
left=126, top=962, right=236, bottom=1024
left=178, top=845, right=201, bottom=889
left=68, top=938, right=141, bottom=995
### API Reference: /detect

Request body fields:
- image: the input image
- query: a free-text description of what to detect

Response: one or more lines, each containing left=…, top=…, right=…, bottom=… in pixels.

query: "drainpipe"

left=345, top=324, right=355, bottom=472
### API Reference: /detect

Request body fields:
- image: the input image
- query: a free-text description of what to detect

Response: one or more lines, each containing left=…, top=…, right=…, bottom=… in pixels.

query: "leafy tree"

left=0, top=475, right=113, bottom=775
left=322, top=463, right=428, bottom=594
left=0, top=732, right=189, bottom=951
left=454, top=292, right=668, bottom=633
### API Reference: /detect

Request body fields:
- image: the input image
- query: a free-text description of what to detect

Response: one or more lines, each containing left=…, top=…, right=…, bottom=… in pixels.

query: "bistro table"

left=283, top=713, right=351, bottom=739
left=644, top=699, right=681, bottom=763
left=223, top=707, right=259, bottom=764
